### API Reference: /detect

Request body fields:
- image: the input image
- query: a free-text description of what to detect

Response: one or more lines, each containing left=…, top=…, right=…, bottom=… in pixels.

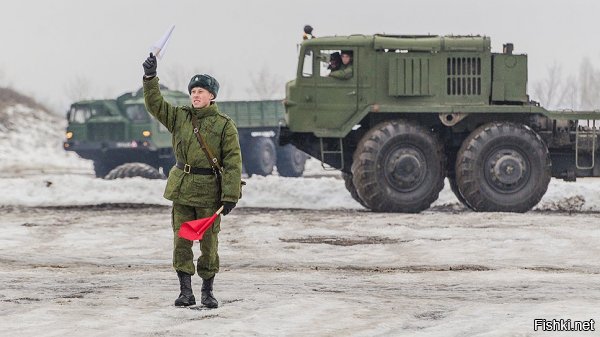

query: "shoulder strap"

left=191, top=115, right=223, bottom=175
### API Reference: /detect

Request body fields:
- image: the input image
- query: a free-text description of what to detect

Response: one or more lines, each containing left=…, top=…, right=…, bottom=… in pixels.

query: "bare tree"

left=532, top=62, right=571, bottom=109
left=64, top=75, right=92, bottom=102
left=214, top=76, right=235, bottom=101
left=246, top=66, right=284, bottom=100
left=532, top=58, right=600, bottom=111
left=561, top=74, right=580, bottom=110
left=578, top=57, right=600, bottom=110
left=163, top=63, right=192, bottom=92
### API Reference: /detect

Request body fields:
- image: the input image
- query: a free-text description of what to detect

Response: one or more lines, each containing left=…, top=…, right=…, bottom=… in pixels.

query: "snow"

left=2, top=206, right=600, bottom=336
left=0, top=104, right=92, bottom=176
left=3, top=104, right=600, bottom=336
left=4, top=165, right=600, bottom=213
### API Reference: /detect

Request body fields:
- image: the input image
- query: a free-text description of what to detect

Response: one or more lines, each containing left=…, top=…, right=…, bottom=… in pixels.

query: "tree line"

left=532, top=57, right=600, bottom=111
left=61, top=57, right=600, bottom=109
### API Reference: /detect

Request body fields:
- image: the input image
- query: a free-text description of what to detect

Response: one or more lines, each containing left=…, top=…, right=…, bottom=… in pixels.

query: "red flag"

left=178, top=206, right=224, bottom=241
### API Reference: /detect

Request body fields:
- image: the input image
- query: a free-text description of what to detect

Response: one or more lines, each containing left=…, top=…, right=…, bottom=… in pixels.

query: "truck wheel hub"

left=262, top=149, right=274, bottom=164
left=385, top=148, right=424, bottom=190
left=488, top=151, right=526, bottom=187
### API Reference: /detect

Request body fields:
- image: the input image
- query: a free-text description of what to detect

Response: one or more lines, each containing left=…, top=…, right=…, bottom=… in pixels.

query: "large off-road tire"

left=455, top=122, right=551, bottom=212
left=351, top=120, right=446, bottom=213
left=276, top=144, right=308, bottom=177
left=105, top=162, right=165, bottom=180
left=159, top=158, right=176, bottom=177
left=342, top=172, right=368, bottom=208
left=448, top=175, right=472, bottom=209
left=245, top=137, right=276, bottom=176
left=93, top=161, right=113, bottom=178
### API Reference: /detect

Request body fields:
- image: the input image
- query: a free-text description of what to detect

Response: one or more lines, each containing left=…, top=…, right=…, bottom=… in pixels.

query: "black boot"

left=201, top=276, right=218, bottom=308
left=174, top=271, right=196, bottom=307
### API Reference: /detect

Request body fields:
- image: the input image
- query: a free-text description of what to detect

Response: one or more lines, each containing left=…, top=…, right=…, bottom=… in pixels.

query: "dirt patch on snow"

left=280, top=235, right=399, bottom=246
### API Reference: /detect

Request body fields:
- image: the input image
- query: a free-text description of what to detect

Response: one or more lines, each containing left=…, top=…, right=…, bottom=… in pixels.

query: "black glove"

left=142, top=52, right=157, bottom=78
left=221, top=202, right=236, bottom=216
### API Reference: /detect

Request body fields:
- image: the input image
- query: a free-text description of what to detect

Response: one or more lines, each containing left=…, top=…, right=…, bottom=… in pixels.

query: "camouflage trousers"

left=172, top=203, right=220, bottom=279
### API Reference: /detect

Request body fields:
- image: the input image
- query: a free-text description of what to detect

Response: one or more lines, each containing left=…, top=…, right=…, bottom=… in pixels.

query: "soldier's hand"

left=221, top=202, right=236, bottom=216
left=143, top=52, right=157, bottom=78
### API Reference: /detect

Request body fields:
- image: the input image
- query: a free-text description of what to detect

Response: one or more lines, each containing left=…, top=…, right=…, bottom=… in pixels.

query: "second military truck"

left=279, top=34, right=600, bottom=213
left=64, top=86, right=307, bottom=178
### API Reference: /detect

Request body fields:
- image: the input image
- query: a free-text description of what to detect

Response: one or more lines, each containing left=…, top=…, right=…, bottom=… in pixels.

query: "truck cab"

left=64, top=86, right=188, bottom=178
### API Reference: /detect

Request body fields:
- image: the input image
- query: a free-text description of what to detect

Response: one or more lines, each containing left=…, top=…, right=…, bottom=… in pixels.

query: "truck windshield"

left=125, top=104, right=150, bottom=123
left=68, top=106, right=109, bottom=123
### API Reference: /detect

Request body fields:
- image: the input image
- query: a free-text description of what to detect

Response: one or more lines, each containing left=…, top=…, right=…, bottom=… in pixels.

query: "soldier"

left=303, top=25, right=315, bottom=40
left=327, top=52, right=342, bottom=72
left=142, top=53, right=242, bottom=309
left=329, top=50, right=353, bottom=80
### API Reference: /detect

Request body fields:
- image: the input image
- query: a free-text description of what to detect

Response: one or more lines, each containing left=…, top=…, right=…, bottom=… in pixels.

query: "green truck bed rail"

left=218, top=100, right=284, bottom=128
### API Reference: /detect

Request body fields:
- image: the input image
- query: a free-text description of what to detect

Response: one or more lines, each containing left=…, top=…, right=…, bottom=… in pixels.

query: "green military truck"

left=279, top=34, right=600, bottom=213
left=64, top=86, right=307, bottom=179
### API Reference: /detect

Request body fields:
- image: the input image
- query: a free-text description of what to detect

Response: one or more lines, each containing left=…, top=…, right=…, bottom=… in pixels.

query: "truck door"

left=314, top=48, right=358, bottom=130
left=289, top=48, right=316, bottom=124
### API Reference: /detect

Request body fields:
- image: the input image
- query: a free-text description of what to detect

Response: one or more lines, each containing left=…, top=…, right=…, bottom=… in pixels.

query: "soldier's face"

left=341, top=54, right=352, bottom=65
left=190, top=87, right=214, bottom=108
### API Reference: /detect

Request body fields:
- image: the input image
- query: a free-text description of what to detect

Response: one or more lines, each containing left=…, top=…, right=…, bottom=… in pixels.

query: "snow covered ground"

left=3, top=163, right=600, bottom=213
left=3, top=103, right=600, bottom=336
left=0, top=104, right=91, bottom=176
left=2, top=206, right=600, bottom=337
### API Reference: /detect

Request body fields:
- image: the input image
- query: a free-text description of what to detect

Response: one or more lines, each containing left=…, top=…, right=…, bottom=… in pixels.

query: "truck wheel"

left=159, top=158, right=176, bottom=177
left=276, top=145, right=308, bottom=177
left=455, top=122, right=551, bottom=212
left=245, top=137, right=276, bottom=176
left=351, top=120, right=445, bottom=213
left=105, top=162, right=166, bottom=180
left=342, top=172, right=368, bottom=208
left=93, top=161, right=113, bottom=179
left=448, top=175, right=472, bottom=209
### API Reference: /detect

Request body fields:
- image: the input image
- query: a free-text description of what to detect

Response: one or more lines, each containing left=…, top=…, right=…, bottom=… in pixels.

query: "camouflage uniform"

left=329, top=63, right=353, bottom=80
left=143, top=77, right=242, bottom=279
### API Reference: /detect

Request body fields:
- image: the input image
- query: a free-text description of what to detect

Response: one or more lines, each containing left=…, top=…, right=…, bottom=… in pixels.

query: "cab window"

left=125, top=104, right=150, bottom=123
left=318, top=50, right=342, bottom=77
left=302, top=50, right=313, bottom=77
left=68, top=107, right=91, bottom=123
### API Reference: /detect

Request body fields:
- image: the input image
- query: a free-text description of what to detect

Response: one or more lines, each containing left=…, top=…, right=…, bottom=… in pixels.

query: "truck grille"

left=88, top=122, right=126, bottom=141
left=447, top=57, right=481, bottom=95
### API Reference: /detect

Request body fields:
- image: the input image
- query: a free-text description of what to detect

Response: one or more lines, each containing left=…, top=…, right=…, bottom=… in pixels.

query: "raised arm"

left=142, top=53, right=178, bottom=132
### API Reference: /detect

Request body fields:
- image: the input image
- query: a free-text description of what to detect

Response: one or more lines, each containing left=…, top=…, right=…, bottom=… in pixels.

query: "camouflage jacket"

left=329, top=63, right=353, bottom=80
left=143, top=77, right=242, bottom=207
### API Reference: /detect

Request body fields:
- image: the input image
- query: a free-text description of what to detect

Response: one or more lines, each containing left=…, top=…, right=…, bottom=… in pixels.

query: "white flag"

left=150, top=24, right=175, bottom=59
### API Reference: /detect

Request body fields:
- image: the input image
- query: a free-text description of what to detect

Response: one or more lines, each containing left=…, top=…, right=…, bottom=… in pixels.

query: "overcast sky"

left=1, top=0, right=599, bottom=113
